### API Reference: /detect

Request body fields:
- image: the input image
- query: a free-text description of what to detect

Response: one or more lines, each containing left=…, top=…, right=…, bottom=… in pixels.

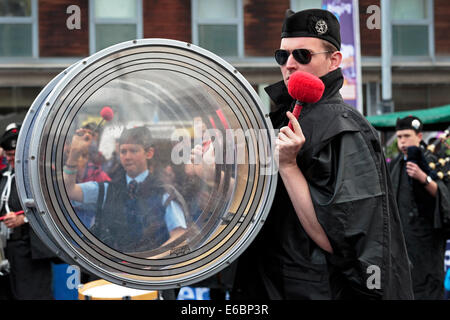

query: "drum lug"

left=24, top=199, right=36, bottom=208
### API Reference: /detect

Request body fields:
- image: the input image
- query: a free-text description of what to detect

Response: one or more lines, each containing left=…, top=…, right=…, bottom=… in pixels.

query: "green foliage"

left=385, top=138, right=399, bottom=161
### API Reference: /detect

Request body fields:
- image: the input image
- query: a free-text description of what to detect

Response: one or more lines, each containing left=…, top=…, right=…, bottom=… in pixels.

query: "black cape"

left=389, top=151, right=450, bottom=299
left=0, top=167, right=55, bottom=299
left=233, top=68, right=414, bottom=300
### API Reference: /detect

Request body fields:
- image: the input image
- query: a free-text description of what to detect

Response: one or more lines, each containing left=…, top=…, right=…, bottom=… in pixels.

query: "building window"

left=89, top=0, right=143, bottom=54
left=0, top=0, right=38, bottom=57
left=192, top=0, right=243, bottom=58
left=391, top=0, right=434, bottom=57
left=290, top=0, right=322, bottom=11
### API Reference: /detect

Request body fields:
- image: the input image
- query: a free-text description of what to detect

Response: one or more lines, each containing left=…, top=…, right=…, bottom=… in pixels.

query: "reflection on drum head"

left=16, top=39, right=277, bottom=289
left=63, top=76, right=232, bottom=257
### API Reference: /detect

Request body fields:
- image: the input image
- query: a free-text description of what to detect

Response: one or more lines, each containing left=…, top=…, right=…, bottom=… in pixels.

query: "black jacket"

left=0, top=167, right=54, bottom=259
left=389, top=150, right=450, bottom=299
left=233, top=68, right=414, bottom=300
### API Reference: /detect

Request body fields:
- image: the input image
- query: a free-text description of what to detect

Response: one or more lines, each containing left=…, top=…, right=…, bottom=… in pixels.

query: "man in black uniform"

left=0, top=123, right=54, bottom=299
left=389, top=116, right=450, bottom=299
left=232, top=9, right=413, bottom=299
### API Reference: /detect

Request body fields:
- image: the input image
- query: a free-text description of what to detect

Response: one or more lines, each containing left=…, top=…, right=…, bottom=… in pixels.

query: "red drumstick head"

left=287, top=71, right=325, bottom=104
left=100, top=106, right=114, bottom=121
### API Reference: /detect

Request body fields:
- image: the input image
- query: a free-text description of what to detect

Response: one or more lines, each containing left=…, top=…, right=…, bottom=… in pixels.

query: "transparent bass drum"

left=15, top=39, right=277, bottom=290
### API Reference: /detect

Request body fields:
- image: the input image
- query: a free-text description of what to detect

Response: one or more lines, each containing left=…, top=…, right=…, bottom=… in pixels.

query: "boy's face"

left=119, top=143, right=154, bottom=178
left=396, top=129, right=423, bottom=155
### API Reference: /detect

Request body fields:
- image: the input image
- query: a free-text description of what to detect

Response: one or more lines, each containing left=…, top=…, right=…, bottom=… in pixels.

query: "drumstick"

left=0, top=210, right=24, bottom=221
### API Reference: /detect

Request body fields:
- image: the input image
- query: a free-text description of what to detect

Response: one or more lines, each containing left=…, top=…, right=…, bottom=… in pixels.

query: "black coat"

left=0, top=167, right=54, bottom=299
left=233, top=68, right=414, bottom=300
left=0, top=168, right=54, bottom=259
left=389, top=151, right=450, bottom=299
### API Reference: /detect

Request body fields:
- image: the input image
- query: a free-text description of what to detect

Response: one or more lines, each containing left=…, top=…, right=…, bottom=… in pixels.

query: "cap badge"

left=411, top=119, right=421, bottom=130
left=315, top=19, right=328, bottom=35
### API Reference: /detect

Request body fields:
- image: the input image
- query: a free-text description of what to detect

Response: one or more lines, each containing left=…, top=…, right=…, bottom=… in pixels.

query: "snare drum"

left=78, top=279, right=158, bottom=300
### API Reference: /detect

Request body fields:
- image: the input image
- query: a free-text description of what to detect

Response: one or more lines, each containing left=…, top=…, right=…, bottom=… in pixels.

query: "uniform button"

left=342, top=112, right=348, bottom=118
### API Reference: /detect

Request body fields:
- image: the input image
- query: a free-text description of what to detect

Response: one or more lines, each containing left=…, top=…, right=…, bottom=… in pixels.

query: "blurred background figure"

left=389, top=116, right=450, bottom=300
left=0, top=123, right=55, bottom=300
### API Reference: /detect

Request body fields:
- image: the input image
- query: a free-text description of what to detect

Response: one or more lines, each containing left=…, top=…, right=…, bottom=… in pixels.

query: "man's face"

left=5, top=149, right=15, bottom=169
left=396, top=129, right=422, bottom=155
left=119, top=144, right=154, bottom=178
left=279, top=37, right=336, bottom=88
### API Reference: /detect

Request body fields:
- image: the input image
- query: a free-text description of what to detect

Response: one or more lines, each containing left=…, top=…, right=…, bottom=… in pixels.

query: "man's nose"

left=285, top=52, right=298, bottom=69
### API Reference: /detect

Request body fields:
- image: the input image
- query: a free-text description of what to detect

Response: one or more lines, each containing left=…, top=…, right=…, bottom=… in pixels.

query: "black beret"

left=395, top=116, right=423, bottom=133
left=281, top=9, right=341, bottom=50
left=0, top=123, right=21, bottom=151
left=118, top=126, right=153, bottom=150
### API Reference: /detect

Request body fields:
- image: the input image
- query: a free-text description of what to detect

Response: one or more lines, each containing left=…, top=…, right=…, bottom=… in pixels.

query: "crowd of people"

left=1, top=8, right=450, bottom=300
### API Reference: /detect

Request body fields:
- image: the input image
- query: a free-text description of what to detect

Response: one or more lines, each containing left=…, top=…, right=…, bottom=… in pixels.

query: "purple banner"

left=322, top=0, right=362, bottom=113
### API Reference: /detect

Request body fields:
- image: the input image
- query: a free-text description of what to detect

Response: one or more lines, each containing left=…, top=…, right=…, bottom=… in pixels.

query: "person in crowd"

left=63, top=125, right=187, bottom=253
left=67, top=123, right=111, bottom=229
left=0, top=123, right=55, bottom=299
left=389, top=116, right=450, bottom=299
left=231, top=8, right=413, bottom=299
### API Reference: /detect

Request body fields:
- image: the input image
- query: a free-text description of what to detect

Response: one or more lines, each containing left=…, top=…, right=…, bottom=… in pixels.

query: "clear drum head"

left=15, top=39, right=277, bottom=290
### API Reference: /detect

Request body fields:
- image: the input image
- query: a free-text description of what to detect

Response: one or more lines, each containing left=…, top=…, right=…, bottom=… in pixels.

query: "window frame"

left=191, top=0, right=244, bottom=58
left=88, top=0, right=143, bottom=55
left=0, top=0, right=38, bottom=58
left=290, top=0, right=323, bottom=12
left=391, top=0, right=434, bottom=60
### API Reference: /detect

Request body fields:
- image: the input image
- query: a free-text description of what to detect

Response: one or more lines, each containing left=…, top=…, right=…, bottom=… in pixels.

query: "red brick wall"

left=244, top=0, right=289, bottom=56
left=143, top=0, right=191, bottom=42
left=434, top=0, right=450, bottom=55
left=39, top=0, right=89, bottom=57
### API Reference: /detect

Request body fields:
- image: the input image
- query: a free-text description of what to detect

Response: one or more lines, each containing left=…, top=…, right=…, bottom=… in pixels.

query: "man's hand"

left=406, top=161, right=427, bottom=183
left=189, top=142, right=216, bottom=185
left=68, top=128, right=93, bottom=162
left=276, top=111, right=306, bottom=170
left=2, top=212, right=25, bottom=229
left=406, top=161, right=438, bottom=197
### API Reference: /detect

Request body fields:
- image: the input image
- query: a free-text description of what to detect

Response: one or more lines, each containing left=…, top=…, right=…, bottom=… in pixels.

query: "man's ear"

left=417, top=132, right=423, bottom=141
left=146, top=147, right=154, bottom=160
left=329, top=51, right=343, bottom=72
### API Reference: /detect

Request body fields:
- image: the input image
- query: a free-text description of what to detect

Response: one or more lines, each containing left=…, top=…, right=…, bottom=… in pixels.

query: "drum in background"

left=78, top=279, right=158, bottom=300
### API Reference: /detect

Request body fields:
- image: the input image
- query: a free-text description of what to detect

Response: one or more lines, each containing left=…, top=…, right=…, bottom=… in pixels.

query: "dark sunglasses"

left=274, top=48, right=333, bottom=65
